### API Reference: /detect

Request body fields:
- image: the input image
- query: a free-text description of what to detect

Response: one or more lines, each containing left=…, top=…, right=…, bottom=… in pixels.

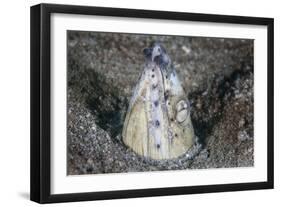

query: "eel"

left=122, top=43, right=195, bottom=160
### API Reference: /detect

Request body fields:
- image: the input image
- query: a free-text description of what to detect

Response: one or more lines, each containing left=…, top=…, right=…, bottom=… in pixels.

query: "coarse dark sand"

left=67, top=31, right=254, bottom=175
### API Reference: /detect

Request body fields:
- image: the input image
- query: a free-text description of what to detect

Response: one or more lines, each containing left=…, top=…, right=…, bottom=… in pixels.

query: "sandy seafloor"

left=67, top=31, right=254, bottom=175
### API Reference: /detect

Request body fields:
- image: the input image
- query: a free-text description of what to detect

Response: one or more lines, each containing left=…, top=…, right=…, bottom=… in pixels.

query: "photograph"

left=66, top=31, right=254, bottom=175
left=30, top=3, right=273, bottom=203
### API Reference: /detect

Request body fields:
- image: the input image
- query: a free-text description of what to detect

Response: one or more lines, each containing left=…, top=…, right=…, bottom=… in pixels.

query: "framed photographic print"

left=30, top=3, right=274, bottom=203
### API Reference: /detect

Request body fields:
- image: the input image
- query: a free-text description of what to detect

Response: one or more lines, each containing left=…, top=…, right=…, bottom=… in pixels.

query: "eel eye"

left=176, top=100, right=190, bottom=123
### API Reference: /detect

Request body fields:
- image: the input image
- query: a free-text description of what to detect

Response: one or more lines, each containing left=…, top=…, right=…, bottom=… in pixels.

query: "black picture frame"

left=30, top=3, right=274, bottom=204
